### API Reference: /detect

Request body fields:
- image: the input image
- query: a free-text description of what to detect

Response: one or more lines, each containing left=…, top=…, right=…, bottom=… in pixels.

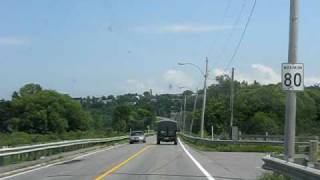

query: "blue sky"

left=0, top=0, right=320, bottom=99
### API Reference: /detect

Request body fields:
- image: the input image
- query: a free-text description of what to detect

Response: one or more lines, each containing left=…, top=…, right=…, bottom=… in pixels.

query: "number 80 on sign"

left=282, top=63, right=304, bottom=91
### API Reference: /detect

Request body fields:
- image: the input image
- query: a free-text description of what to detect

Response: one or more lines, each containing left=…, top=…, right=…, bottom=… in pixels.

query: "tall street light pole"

left=201, top=57, right=209, bottom=138
left=285, top=0, right=299, bottom=162
left=190, top=89, right=198, bottom=135
left=171, top=98, right=183, bottom=131
left=178, top=57, right=209, bottom=138
left=230, top=67, right=235, bottom=128
left=179, top=86, right=198, bottom=135
left=177, top=86, right=188, bottom=133
left=183, top=95, right=187, bottom=132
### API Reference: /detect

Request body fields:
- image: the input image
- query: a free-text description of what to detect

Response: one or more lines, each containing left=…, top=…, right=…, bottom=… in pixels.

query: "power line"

left=213, top=0, right=248, bottom=63
left=208, top=0, right=232, bottom=59
left=224, top=0, right=257, bottom=71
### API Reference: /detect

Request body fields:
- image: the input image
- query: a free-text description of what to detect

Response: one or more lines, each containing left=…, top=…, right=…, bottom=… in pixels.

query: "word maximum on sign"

left=282, top=63, right=304, bottom=91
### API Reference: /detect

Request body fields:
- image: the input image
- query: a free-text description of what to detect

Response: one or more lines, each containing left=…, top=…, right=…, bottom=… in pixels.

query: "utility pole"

left=180, top=104, right=183, bottom=132
left=190, top=90, right=198, bottom=135
left=284, top=0, right=299, bottom=162
left=183, top=95, right=187, bottom=133
left=200, top=57, right=209, bottom=138
left=230, top=67, right=234, bottom=128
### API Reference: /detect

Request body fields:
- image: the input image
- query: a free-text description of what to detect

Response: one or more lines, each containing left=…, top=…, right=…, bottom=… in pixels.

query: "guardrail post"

left=231, top=126, right=239, bottom=141
left=265, top=132, right=269, bottom=141
left=308, top=140, right=318, bottom=167
left=211, top=126, right=214, bottom=140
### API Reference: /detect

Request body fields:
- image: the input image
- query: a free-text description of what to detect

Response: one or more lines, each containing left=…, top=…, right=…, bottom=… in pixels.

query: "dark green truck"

left=156, top=119, right=177, bottom=145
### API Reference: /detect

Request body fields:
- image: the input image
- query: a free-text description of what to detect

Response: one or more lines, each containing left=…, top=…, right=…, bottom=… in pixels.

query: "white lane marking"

left=178, top=138, right=215, bottom=180
left=0, top=144, right=125, bottom=180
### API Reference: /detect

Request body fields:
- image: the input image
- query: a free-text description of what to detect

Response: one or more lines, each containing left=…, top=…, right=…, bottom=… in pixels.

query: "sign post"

left=283, top=0, right=300, bottom=162
left=282, top=63, right=304, bottom=161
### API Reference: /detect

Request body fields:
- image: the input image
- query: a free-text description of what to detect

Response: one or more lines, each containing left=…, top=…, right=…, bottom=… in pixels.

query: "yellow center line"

left=94, top=145, right=151, bottom=180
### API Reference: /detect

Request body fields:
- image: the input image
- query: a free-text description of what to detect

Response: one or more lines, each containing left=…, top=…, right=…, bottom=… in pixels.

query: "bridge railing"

left=0, top=132, right=154, bottom=166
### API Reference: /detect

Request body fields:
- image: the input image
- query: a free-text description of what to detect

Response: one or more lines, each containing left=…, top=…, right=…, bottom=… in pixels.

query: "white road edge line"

left=0, top=144, right=125, bottom=180
left=178, top=138, right=215, bottom=180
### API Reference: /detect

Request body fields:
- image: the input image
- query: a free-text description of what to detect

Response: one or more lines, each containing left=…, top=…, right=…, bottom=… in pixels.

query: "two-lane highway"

left=2, top=136, right=266, bottom=180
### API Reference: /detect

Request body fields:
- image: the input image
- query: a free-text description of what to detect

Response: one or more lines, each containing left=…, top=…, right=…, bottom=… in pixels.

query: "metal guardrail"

left=0, top=137, right=123, bottom=154
left=239, top=134, right=319, bottom=142
left=0, top=136, right=128, bottom=166
left=263, top=155, right=320, bottom=180
left=181, top=133, right=320, bottom=179
left=180, top=133, right=309, bottom=146
left=0, top=133, right=154, bottom=166
left=0, top=136, right=127, bottom=156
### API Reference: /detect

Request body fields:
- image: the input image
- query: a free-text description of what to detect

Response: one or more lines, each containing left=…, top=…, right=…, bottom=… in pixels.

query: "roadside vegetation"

left=0, top=84, right=156, bottom=147
left=258, top=173, right=290, bottom=180
left=1, top=74, right=320, bottom=147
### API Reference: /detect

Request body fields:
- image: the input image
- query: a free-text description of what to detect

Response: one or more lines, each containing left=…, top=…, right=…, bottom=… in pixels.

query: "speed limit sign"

left=282, top=63, right=304, bottom=91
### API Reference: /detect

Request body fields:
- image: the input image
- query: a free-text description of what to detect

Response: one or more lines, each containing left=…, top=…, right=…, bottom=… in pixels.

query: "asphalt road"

left=3, top=136, right=266, bottom=180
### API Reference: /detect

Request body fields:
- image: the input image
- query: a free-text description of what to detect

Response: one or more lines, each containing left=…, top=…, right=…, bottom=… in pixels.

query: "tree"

left=143, top=91, right=151, bottom=97
left=8, top=85, right=90, bottom=133
left=12, top=91, right=19, bottom=99
left=0, top=101, right=12, bottom=132
left=205, top=97, right=229, bottom=134
left=182, top=90, right=193, bottom=96
left=112, top=105, right=131, bottom=132
left=19, top=83, right=42, bottom=97
left=247, top=112, right=279, bottom=134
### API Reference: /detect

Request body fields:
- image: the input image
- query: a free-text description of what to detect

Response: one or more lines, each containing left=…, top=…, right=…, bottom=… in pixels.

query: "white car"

left=129, top=131, right=146, bottom=144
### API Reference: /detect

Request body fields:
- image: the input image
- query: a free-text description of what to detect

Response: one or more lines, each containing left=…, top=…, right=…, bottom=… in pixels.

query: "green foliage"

left=247, top=112, right=279, bottom=134
left=258, top=173, right=290, bottom=180
left=111, top=105, right=155, bottom=132
left=112, top=105, right=131, bottom=132
left=2, top=78, right=320, bottom=146
left=19, top=83, right=42, bottom=97
left=1, top=84, right=91, bottom=134
left=234, top=84, right=285, bottom=134
left=205, top=96, right=229, bottom=134
left=204, top=76, right=320, bottom=136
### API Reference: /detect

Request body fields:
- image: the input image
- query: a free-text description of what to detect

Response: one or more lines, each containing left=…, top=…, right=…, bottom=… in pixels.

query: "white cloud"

left=251, top=64, right=280, bottom=84
left=124, top=79, right=147, bottom=92
left=212, top=64, right=280, bottom=85
left=118, top=69, right=196, bottom=95
left=119, top=79, right=167, bottom=95
left=213, top=68, right=228, bottom=77
left=119, top=65, right=319, bottom=95
left=212, top=64, right=320, bottom=86
left=132, top=24, right=235, bottom=33
left=163, top=69, right=195, bottom=89
left=0, top=37, right=30, bottom=45
left=305, top=77, right=320, bottom=86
